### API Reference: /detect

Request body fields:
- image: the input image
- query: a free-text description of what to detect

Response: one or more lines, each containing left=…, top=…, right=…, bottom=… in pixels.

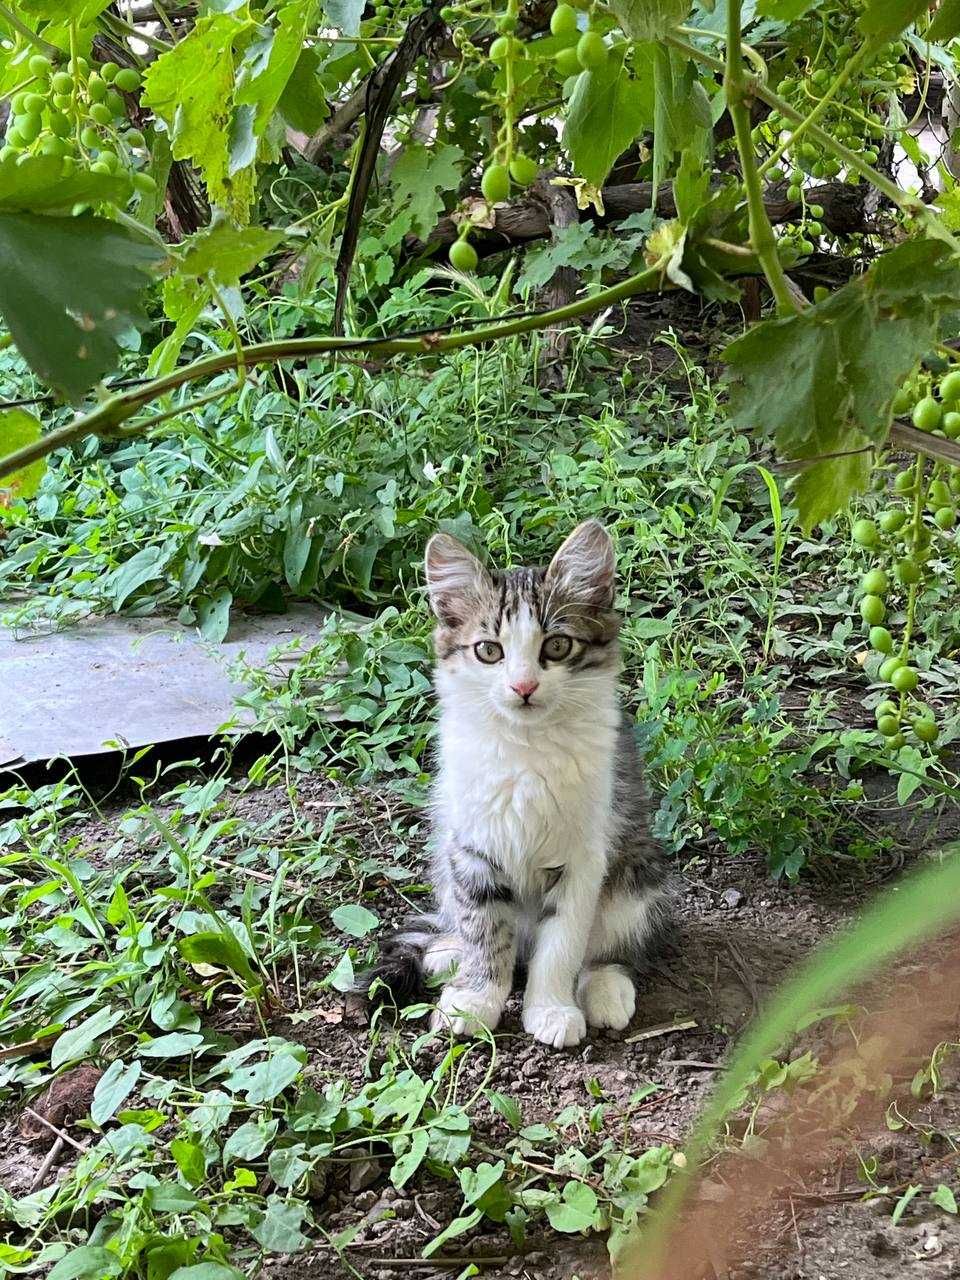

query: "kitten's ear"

left=425, top=533, right=493, bottom=626
left=545, top=520, right=615, bottom=608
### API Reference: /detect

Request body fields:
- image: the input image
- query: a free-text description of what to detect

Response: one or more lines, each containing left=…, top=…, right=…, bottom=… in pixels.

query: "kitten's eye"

left=474, top=640, right=504, bottom=664
left=541, top=634, right=573, bottom=662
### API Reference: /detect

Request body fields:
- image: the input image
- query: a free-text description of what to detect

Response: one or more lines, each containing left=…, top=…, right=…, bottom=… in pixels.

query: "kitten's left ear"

left=545, top=520, right=615, bottom=607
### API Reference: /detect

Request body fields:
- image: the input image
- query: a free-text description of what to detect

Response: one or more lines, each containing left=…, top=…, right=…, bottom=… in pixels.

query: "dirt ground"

left=6, top=755, right=960, bottom=1280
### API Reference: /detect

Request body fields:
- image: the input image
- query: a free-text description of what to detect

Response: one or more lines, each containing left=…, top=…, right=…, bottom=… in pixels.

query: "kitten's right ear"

left=425, top=533, right=492, bottom=626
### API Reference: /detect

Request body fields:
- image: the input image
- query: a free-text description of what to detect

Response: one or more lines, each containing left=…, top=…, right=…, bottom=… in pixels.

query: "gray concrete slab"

left=0, top=606, right=334, bottom=768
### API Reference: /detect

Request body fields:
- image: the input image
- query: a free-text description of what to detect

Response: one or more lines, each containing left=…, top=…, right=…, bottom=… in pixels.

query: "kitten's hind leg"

left=579, top=890, right=668, bottom=1030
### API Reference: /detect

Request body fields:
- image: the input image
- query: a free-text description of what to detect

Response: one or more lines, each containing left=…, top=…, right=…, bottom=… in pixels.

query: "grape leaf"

left=563, top=51, right=654, bottom=188
left=323, top=0, right=365, bottom=34
left=791, top=453, right=873, bottom=533
left=928, top=0, right=960, bottom=42
left=236, top=0, right=318, bottom=132
left=0, top=213, right=162, bottom=401
left=756, top=0, right=822, bottom=17
left=18, top=0, right=112, bottom=19
left=142, top=14, right=254, bottom=222
left=178, top=223, right=284, bottom=284
left=608, top=0, right=691, bottom=38
left=0, top=154, right=132, bottom=214
left=0, top=410, right=45, bottom=500
left=858, top=0, right=934, bottom=39
left=724, top=240, right=960, bottom=529
left=384, top=144, right=464, bottom=244
left=278, top=47, right=329, bottom=134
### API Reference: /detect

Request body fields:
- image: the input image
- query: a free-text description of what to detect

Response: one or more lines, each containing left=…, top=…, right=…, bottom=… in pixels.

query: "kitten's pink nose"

left=511, top=678, right=540, bottom=702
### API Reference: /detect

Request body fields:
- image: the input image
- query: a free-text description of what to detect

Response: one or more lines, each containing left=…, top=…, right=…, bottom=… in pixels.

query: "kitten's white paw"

left=579, top=966, right=636, bottom=1031
left=431, top=985, right=503, bottom=1036
left=523, top=1002, right=586, bottom=1049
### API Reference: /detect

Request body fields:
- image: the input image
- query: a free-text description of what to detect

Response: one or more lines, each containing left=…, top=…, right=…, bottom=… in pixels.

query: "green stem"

left=98, top=10, right=169, bottom=55
left=0, top=265, right=667, bottom=480
left=0, top=1, right=61, bottom=58
left=666, top=32, right=960, bottom=251
left=724, top=0, right=798, bottom=315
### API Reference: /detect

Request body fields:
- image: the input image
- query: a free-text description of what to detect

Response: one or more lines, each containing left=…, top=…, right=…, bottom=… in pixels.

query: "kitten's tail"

left=359, top=917, right=458, bottom=1015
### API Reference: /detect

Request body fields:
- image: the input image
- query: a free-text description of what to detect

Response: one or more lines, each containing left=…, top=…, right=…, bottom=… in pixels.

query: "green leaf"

left=391, top=1129, right=430, bottom=1188
left=563, top=52, right=654, bottom=188
left=19, top=0, right=112, bottom=21
left=384, top=144, right=464, bottom=244
left=138, top=1032, right=204, bottom=1058
left=142, top=14, right=254, bottom=222
left=858, top=0, right=934, bottom=39
left=323, top=0, right=365, bottom=34
left=196, top=588, right=233, bottom=642
left=0, top=155, right=132, bottom=214
left=111, top=547, right=167, bottom=610
left=932, top=1184, right=958, bottom=1214
left=178, top=930, right=258, bottom=987
left=236, top=1, right=318, bottom=132
left=224, top=1051, right=304, bottom=1104
left=179, top=224, right=284, bottom=285
left=724, top=240, right=960, bottom=528
left=51, top=1006, right=125, bottom=1069
left=0, top=213, right=162, bottom=402
left=222, top=1117, right=279, bottom=1164
left=251, top=1196, right=309, bottom=1252
left=278, top=48, right=328, bottom=134
left=460, top=1161, right=505, bottom=1207
left=47, top=1247, right=121, bottom=1280
left=791, top=453, right=872, bottom=534
left=891, top=1183, right=922, bottom=1226
left=0, top=409, right=45, bottom=500
left=171, top=1137, right=207, bottom=1188
left=91, top=1059, right=141, bottom=1126
left=428, top=1107, right=472, bottom=1164
left=422, top=1209, right=483, bottom=1258
left=928, top=0, right=960, bottom=41
left=168, top=1265, right=244, bottom=1280
left=756, top=0, right=822, bottom=17
left=487, top=1091, right=523, bottom=1130
left=331, top=903, right=379, bottom=937
left=608, top=0, right=690, bottom=38
left=545, top=1181, right=599, bottom=1233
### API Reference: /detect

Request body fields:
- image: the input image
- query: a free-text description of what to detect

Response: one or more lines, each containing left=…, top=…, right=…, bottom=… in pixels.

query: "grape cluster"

left=852, top=370, right=960, bottom=749
left=0, top=53, right=155, bottom=195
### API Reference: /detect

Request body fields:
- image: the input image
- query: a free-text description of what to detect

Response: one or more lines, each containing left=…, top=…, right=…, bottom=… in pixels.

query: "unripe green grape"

left=23, top=93, right=45, bottom=115
left=929, top=479, right=951, bottom=508
left=28, top=54, right=52, bottom=78
left=555, top=46, right=581, bottom=75
left=812, top=68, right=830, bottom=87
left=869, top=626, right=894, bottom=654
left=807, top=220, right=823, bottom=237
left=852, top=518, right=879, bottom=547
left=877, top=714, right=901, bottom=737
left=489, top=35, right=513, bottom=62
left=913, top=717, right=939, bottom=744
left=886, top=732, right=906, bottom=750
left=943, top=412, right=960, bottom=439
left=913, top=396, right=942, bottom=431
left=934, top=506, right=956, bottom=530
left=576, top=31, right=608, bottom=69
left=798, top=238, right=815, bottom=255
left=449, top=239, right=478, bottom=271
left=86, top=73, right=107, bottom=102
left=879, top=656, right=903, bottom=682
left=860, top=595, right=885, bottom=625
left=125, top=128, right=146, bottom=149
left=481, top=162, right=510, bottom=203
left=895, top=558, right=921, bottom=585
left=90, top=160, right=111, bottom=173
left=0, top=144, right=17, bottom=162
left=114, top=68, right=142, bottom=93
left=863, top=148, right=879, bottom=164
left=879, top=508, right=907, bottom=534
left=100, top=61, right=120, bottom=82
left=550, top=3, right=579, bottom=39
left=81, top=126, right=101, bottom=149
left=5, top=129, right=26, bottom=150
left=768, top=166, right=784, bottom=182
left=96, top=148, right=118, bottom=171
left=52, top=71, right=73, bottom=94
left=876, top=699, right=898, bottom=718
left=786, top=183, right=802, bottom=202
left=89, top=102, right=112, bottom=126
left=894, top=470, right=915, bottom=493
left=891, top=388, right=913, bottom=415
left=862, top=568, right=889, bottom=595
left=61, top=155, right=76, bottom=174
left=496, top=12, right=517, bottom=32
left=40, top=136, right=67, bottom=157
left=69, top=57, right=89, bottom=76
left=813, top=285, right=829, bottom=304
left=48, top=112, right=71, bottom=138
left=509, top=153, right=538, bottom=186
left=54, top=93, right=73, bottom=111
left=891, top=665, right=918, bottom=692
left=940, top=371, right=960, bottom=401
left=809, top=203, right=825, bottom=218
left=105, top=89, right=125, bottom=116
left=16, top=113, right=42, bottom=143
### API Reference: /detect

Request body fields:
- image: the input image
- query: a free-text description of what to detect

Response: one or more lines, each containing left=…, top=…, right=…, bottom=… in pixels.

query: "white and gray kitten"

left=370, top=520, right=668, bottom=1049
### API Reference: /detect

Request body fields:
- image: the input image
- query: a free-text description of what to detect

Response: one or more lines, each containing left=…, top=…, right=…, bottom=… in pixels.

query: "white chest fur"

left=435, top=700, right=619, bottom=889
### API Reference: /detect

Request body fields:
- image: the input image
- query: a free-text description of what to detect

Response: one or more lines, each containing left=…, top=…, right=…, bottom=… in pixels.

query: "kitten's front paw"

left=579, top=966, right=636, bottom=1031
left=431, top=985, right=503, bottom=1037
left=523, top=1002, right=586, bottom=1049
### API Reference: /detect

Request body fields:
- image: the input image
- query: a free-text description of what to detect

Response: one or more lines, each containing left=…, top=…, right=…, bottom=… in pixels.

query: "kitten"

left=370, top=520, right=669, bottom=1048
